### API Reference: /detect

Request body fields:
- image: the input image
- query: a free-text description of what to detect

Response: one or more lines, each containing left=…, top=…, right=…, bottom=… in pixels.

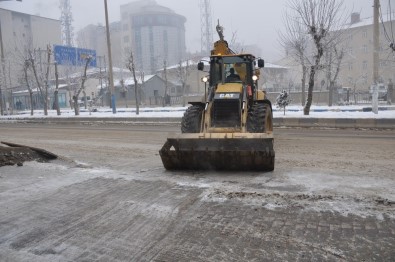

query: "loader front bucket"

left=159, top=133, right=274, bottom=171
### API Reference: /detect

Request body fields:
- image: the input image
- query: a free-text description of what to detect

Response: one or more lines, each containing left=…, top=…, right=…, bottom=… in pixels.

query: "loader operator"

left=226, top=68, right=240, bottom=82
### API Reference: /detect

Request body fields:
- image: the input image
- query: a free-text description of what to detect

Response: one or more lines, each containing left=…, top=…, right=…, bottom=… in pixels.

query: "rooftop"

left=0, top=7, right=59, bottom=22
left=348, top=12, right=395, bottom=30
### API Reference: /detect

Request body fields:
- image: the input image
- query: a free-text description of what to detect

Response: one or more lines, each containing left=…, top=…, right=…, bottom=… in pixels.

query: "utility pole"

left=97, top=55, right=104, bottom=107
left=0, top=19, right=4, bottom=115
left=104, top=0, right=116, bottom=113
left=163, top=60, right=168, bottom=107
left=0, top=19, right=8, bottom=115
left=372, top=0, right=380, bottom=114
left=373, top=0, right=380, bottom=84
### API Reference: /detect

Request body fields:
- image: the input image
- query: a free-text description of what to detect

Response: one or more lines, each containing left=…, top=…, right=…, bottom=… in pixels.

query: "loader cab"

left=209, top=55, right=257, bottom=86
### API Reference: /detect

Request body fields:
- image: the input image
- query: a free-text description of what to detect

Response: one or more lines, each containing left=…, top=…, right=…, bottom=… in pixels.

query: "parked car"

left=369, top=84, right=387, bottom=100
left=78, top=97, right=93, bottom=107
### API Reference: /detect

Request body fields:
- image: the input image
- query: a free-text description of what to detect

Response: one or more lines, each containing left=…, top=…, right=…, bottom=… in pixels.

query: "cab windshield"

left=210, top=55, right=253, bottom=85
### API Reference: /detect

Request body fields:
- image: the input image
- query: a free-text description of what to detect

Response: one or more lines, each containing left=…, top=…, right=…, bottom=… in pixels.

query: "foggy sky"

left=0, top=0, right=391, bottom=62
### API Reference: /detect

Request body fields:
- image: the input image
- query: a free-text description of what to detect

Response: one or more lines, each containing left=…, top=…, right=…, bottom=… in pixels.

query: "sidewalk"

left=1, top=105, right=394, bottom=129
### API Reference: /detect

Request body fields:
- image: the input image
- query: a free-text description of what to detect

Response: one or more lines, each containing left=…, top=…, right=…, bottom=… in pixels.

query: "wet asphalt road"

left=0, top=123, right=394, bottom=261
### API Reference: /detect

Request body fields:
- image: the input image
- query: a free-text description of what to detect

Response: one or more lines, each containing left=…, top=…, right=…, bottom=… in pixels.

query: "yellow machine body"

left=160, top=23, right=274, bottom=171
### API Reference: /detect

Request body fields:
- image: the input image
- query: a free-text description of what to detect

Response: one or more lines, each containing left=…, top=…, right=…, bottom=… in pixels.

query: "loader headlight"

left=202, top=76, right=209, bottom=83
left=252, top=75, right=259, bottom=81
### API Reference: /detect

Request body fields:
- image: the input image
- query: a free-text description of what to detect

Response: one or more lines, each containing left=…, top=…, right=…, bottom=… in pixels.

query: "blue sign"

left=54, top=45, right=97, bottom=67
left=54, top=45, right=76, bottom=65
left=76, top=48, right=96, bottom=67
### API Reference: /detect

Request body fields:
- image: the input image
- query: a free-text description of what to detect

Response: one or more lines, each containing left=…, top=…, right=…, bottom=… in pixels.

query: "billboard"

left=54, top=45, right=97, bottom=67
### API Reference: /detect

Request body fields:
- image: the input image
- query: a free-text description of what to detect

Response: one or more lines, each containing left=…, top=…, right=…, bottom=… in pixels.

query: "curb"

left=276, top=118, right=395, bottom=129
left=0, top=117, right=180, bottom=126
left=273, top=106, right=395, bottom=113
left=1, top=117, right=394, bottom=129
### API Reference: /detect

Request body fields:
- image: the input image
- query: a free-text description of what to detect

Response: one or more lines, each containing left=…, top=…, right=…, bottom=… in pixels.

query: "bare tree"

left=289, top=0, right=346, bottom=115
left=379, top=1, right=395, bottom=53
left=28, top=46, right=52, bottom=116
left=279, top=15, right=309, bottom=106
left=72, top=56, right=92, bottom=116
left=126, top=51, right=139, bottom=115
left=23, top=60, right=34, bottom=116
left=230, top=30, right=244, bottom=54
left=162, top=60, right=169, bottom=107
left=325, top=45, right=344, bottom=106
left=54, top=62, right=61, bottom=115
left=177, top=59, right=190, bottom=107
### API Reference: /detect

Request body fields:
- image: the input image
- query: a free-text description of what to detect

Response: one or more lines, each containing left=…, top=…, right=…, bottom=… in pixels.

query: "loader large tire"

left=247, top=103, right=273, bottom=133
left=181, top=104, right=204, bottom=133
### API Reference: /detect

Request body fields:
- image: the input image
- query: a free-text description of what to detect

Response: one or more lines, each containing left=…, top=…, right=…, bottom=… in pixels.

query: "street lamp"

left=104, top=0, right=116, bottom=113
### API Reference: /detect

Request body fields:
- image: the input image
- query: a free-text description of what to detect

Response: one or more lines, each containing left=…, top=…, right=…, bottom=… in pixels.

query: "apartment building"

left=76, top=22, right=123, bottom=67
left=0, top=8, right=61, bottom=86
left=120, top=0, right=186, bottom=74
left=338, top=12, right=395, bottom=91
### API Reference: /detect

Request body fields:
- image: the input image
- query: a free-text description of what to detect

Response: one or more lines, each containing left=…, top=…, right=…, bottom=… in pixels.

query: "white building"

left=337, top=12, right=395, bottom=91
left=0, top=8, right=61, bottom=86
left=0, top=8, right=61, bottom=112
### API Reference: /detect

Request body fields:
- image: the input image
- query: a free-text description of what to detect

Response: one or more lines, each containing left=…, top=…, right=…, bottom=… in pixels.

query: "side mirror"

left=258, top=59, right=264, bottom=68
left=197, top=62, right=204, bottom=71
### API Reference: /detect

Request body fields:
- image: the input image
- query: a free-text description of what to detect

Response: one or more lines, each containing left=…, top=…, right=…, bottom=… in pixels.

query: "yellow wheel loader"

left=160, top=23, right=274, bottom=171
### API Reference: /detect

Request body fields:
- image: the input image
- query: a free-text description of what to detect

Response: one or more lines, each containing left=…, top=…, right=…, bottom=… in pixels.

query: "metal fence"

left=268, top=90, right=390, bottom=106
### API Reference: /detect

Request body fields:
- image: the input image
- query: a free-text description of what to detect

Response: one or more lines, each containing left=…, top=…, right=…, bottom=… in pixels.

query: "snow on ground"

left=0, top=105, right=394, bottom=119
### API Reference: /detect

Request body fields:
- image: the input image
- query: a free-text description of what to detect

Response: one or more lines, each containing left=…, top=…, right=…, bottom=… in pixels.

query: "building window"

left=348, top=62, right=353, bottom=71
left=123, top=36, right=129, bottom=43
left=362, top=61, right=368, bottom=70
left=362, top=30, right=367, bottom=38
left=363, top=45, right=368, bottom=53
